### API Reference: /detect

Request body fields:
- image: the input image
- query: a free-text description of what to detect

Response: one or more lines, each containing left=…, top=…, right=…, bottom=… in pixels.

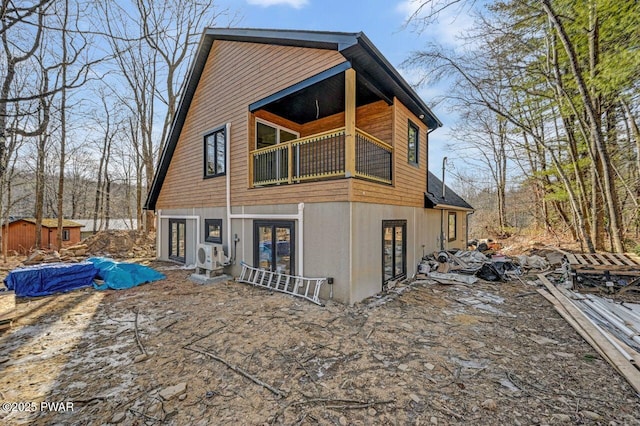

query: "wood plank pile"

left=538, top=274, right=640, bottom=395
left=565, top=252, right=640, bottom=293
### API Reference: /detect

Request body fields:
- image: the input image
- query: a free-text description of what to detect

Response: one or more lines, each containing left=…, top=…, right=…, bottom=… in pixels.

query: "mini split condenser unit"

left=196, top=243, right=228, bottom=274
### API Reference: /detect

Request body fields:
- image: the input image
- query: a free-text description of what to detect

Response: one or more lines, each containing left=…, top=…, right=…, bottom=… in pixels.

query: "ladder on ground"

left=238, top=262, right=327, bottom=306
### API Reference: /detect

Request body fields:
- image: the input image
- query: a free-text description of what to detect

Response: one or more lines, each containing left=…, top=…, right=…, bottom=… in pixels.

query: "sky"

left=215, top=0, right=472, bottom=174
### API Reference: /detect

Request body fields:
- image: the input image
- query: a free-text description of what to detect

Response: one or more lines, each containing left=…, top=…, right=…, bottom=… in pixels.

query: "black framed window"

left=256, top=119, right=298, bottom=149
left=204, top=126, right=226, bottom=178
left=169, top=219, right=186, bottom=263
left=448, top=212, right=457, bottom=242
left=407, top=120, right=419, bottom=165
left=204, top=219, right=222, bottom=243
left=62, top=229, right=70, bottom=241
left=382, top=220, right=407, bottom=286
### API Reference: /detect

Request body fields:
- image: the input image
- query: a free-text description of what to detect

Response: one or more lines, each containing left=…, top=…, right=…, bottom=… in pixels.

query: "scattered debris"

left=159, top=382, right=187, bottom=401
left=538, top=273, right=640, bottom=394
left=565, top=252, right=640, bottom=294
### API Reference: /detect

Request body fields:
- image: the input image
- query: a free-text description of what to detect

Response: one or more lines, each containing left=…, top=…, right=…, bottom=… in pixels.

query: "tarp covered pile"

left=4, top=258, right=165, bottom=297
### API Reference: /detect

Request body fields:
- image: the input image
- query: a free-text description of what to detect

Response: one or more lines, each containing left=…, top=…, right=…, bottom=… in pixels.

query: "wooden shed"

left=2, top=218, right=83, bottom=254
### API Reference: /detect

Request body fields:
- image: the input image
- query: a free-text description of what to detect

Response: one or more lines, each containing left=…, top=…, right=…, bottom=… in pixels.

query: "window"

left=169, top=219, right=186, bottom=263
left=407, top=120, right=419, bottom=165
left=62, top=229, right=70, bottom=241
left=204, top=126, right=226, bottom=178
left=205, top=219, right=222, bottom=244
left=382, top=220, right=407, bottom=286
left=448, top=212, right=457, bottom=242
left=256, top=119, right=298, bottom=149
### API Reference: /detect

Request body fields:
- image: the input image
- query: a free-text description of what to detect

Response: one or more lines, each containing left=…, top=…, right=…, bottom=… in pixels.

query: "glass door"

left=382, top=220, right=406, bottom=286
left=169, top=219, right=186, bottom=263
left=254, top=221, right=295, bottom=275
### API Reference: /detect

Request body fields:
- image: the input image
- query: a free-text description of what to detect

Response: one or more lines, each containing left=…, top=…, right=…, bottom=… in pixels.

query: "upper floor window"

left=256, top=119, right=298, bottom=149
left=407, top=120, right=419, bottom=165
left=204, top=126, right=226, bottom=178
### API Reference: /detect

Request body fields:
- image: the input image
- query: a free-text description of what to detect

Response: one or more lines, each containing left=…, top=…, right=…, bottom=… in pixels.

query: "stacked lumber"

left=537, top=274, right=640, bottom=394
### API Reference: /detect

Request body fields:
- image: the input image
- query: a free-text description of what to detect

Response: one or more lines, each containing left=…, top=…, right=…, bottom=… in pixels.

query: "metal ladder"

left=238, top=262, right=327, bottom=306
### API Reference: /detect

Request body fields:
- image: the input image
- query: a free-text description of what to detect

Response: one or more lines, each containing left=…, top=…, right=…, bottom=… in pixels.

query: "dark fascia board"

left=144, top=31, right=214, bottom=210
left=350, top=33, right=442, bottom=130
left=203, top=27, right=360, bottom=51
left=249, top=61, right=352, bottom=112
left=144, top=28, right=443, bottom=210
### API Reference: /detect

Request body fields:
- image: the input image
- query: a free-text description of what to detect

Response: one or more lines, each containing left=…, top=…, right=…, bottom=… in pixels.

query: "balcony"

left=249, top=127, right=393, bottom=187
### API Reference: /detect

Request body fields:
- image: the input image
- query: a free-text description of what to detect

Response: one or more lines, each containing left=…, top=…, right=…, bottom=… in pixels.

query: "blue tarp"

left=88, top=257, right=165, bottom=290
left=4, top=262, right=98, bottom=297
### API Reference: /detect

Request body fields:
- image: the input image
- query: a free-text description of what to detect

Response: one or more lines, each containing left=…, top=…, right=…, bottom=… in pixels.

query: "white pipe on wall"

left=224, top=122, right=305, bottom=274
left=226, top=122, right=232, bottom=261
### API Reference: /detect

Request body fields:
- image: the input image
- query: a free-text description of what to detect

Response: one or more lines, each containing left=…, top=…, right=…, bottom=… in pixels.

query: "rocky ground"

left=0, top=262, right=639, bottom=425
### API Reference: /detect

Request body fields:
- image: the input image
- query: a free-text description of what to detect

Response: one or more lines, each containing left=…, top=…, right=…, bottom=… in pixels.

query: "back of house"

left=145, top=28, right=473, bottom=304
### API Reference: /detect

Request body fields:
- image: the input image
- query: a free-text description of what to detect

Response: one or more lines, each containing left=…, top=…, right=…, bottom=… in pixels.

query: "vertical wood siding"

left=2, top=222, right=82, bottom=254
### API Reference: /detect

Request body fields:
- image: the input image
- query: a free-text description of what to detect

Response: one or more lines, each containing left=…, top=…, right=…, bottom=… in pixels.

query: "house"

left=2, top=218, right=83, bottom=254
left=144, top=28, right=474, bottom=304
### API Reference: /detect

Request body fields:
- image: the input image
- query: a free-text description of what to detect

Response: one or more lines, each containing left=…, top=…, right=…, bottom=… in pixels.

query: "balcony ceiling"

left=258, top=72, right=387, bottom=125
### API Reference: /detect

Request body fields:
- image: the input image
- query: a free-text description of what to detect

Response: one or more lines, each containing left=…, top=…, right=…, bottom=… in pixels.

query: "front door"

left=169, top=219, right=186, bottom=263
left=254, top=221, right=295, bottom=275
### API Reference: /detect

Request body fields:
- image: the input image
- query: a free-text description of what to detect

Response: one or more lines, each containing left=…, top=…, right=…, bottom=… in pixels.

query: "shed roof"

left=144, top=28, right=442, bottom=211
left=425, top=172, right=474, bottom=211
left=17, top=218, right=83, bottom=228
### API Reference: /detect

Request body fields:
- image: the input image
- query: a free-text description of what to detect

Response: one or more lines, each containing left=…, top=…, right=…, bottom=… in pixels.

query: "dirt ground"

left=1, top=262, right=639, bottom=426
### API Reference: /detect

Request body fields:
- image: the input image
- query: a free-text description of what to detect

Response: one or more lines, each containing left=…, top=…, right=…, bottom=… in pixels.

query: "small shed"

left=1, top=218, right=83, bottom=254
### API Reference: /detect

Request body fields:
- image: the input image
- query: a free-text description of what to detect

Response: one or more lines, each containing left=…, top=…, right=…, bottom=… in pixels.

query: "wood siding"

left=156, top=40, right=430, bottom=210
left=351, top=99, right=429, bottom=207
left=156, top=41, right=348, bottom=210
left=2, top=221, right=82, bottom=254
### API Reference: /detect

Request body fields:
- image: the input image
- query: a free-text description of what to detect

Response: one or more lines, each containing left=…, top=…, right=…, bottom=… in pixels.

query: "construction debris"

left=82, top=230, right=156, bottom=259
left=565, top=252, right=640, bottom=293
left=416, top=249, right=542, bottom=283
left=537, top=273, right=640, bottom=394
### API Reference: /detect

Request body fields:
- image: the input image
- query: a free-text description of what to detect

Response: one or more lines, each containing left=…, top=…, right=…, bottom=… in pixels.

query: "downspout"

left=225, top=121, right=305, bottom=274
left=157, top=209, right=162, bottom=259
left=466, top=210, right=475, bottom=248
left=225, top=122, right=232, bottom=263
left=440, top=156, right=447, bottom=251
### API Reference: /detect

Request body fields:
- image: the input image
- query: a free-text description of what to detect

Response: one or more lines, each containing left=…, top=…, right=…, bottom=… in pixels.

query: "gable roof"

left=144, top=28, right=442, bottom=211
left=15, top=218, right=83, bottom=228
left=425, top=172, right=474, bottom=211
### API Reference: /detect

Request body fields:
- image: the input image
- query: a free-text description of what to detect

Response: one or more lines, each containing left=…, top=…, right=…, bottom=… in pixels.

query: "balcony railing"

left=250, top=127, right=392, bottom=187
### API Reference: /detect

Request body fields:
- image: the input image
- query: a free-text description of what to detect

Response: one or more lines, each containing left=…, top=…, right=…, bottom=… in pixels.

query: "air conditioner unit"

left=196, top=243, right=228, bottom=274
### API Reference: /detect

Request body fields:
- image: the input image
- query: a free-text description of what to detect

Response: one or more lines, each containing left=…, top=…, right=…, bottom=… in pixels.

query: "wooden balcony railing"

left=250, top=127, right=392, bottom=187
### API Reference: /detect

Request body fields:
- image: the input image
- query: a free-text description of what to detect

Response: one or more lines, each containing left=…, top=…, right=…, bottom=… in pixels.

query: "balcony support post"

left=345, top=68, right=356, bottom=177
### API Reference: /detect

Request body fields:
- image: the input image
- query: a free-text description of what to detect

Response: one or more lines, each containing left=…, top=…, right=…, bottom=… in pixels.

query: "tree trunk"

left=542, top=0, right=624, bottom=252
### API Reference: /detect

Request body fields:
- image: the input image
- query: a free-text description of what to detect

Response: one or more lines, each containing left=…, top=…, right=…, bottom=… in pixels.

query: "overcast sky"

left=215, top=0, right=471, bottom=173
